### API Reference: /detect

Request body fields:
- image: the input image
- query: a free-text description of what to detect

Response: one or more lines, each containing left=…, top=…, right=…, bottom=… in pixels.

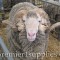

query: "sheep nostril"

left=28, top=33, right=35, bottom=37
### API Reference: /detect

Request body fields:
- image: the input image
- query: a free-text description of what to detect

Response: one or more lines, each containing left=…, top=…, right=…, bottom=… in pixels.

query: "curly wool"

left=7, top=2, right=50, bottom=60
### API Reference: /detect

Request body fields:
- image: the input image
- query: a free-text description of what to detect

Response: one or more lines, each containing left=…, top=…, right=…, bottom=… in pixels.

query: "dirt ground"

left=0, top=23, right=60, bottom=60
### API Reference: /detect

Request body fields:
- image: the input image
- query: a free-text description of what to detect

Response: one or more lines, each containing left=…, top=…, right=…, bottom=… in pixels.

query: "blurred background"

left=0, top=0, right=60, bottom=60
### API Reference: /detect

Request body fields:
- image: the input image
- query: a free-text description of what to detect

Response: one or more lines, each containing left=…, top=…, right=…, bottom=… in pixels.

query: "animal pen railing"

left=0, top=36, right=14, bottom=60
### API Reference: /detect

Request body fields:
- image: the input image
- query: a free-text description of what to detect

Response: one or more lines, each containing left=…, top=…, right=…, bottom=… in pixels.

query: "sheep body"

left=7, top=2, right=50, bottom=60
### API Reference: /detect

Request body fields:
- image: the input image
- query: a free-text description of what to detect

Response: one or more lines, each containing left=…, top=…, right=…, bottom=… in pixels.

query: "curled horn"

left=49, top=22, right=60, bottom=31
left=2, top=20, right=16, bottom=28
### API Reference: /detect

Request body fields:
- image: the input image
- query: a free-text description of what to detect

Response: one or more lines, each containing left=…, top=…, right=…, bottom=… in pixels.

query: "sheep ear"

left=2, top=20, right=16, bottom=28
left=50, top=22, right=60, bottom=31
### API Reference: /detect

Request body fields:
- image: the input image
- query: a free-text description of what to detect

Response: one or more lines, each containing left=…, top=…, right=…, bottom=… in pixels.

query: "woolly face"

left=16, top=10, right=50, bottom=42
left=25, top=17, right=40, bottom=41
left=22, top=11, right=49, bottom=42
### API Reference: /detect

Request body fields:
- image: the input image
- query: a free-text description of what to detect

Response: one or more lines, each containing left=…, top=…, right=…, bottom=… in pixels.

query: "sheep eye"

left=38, top=19, right=41, bottom=22
left=22, top=20, right=25, bottom=22
left=39, top=20, right=41, bottom=22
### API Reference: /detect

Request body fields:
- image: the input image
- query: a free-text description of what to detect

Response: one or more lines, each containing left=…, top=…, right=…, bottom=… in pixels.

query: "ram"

left=3, top=2, right=60, bottom=60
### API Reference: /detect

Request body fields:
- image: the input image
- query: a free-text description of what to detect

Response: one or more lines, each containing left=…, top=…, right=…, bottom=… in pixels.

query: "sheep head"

left=3, top=8, right=60, bottom=42
left=14, top=8, right=50, bottom=41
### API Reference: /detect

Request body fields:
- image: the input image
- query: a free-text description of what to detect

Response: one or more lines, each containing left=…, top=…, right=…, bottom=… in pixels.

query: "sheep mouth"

left=18, top=30, right=46, bottom=42
left=27, top=31, right=46, bottom=42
